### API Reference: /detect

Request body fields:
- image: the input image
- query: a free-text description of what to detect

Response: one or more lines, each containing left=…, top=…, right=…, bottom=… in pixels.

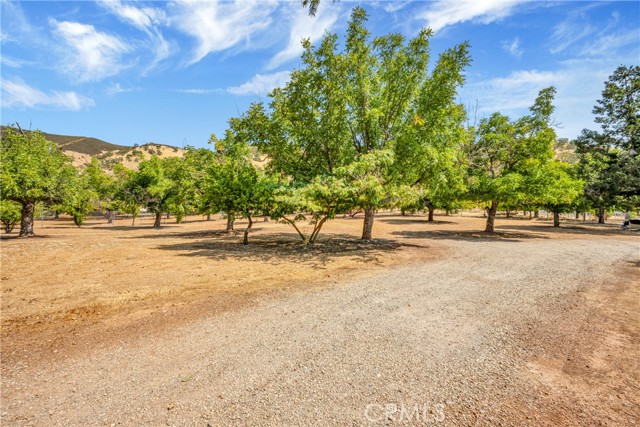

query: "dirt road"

left=1, top=215, right=638, bottom=426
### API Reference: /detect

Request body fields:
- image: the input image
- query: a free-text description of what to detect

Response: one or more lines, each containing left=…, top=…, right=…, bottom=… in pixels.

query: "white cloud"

left=464, top=69, right=564, bottom=114
left=227, top=71, right=291, bottom=96
left=50, top=18, right=131, bottom=82
left=1, top=79, right=94, bottom=110
left=1, top=55, right=27, bottom=68
left=501, top=37, right=523, bottom=58
left=106, top=82, right=141, bottom=96
left=384, top=1, right=412, bottom=13
left=98, top=0, right=166, bottom=30
left=169, top=0, right=278, bottom=65
left=266, top=4, right=340, bottom=70
left=417, top=0, right=522, bottom=33
left=174, top=88, right=225, bottom=95
left=548, top=6, right=638, bottom=58
left=98, top=0, right=171, bottom=71
left=578, top=29, right=638, bottom=57
left=460, top=58, right=635, bottom=139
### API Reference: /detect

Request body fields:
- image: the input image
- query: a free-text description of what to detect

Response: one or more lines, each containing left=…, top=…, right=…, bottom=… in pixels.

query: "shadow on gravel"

left=392, top=229, right=548, bottom=242
left=153, top=232, right=421, bottom=266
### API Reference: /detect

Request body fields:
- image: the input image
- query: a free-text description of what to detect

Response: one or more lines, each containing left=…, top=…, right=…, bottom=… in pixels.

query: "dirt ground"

left=1, top=212, right=638, bottom=426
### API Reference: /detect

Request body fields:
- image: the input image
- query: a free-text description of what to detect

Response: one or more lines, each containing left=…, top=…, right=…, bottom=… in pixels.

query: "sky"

left=1, top=0, right=638, bottom=149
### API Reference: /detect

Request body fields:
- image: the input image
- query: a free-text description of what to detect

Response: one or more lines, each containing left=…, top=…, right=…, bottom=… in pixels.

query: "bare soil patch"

left=1, top=213, right=638, bottom=426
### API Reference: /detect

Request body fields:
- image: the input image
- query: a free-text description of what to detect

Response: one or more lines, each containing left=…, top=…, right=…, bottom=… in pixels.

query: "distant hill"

left=40, top=132, right=130, bottom=156
left=1, top=126, right=186, bottom=170
left=1, top=126, right=129, bottom=155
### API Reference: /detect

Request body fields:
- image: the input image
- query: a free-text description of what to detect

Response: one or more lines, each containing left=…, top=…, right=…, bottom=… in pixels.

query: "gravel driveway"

left=2, top=233, right=639, bottom=426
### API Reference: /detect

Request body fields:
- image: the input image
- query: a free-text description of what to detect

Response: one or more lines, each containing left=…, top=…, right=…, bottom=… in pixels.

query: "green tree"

left=131, top=156, right=195, bottom=228
left=254, top=7, right=470, bottom=240
left=576, top=65, right=640, bottom=222
left=204, top=139, right=275, bottom=245
left=184, top=146, right=217, bottom=220
left=0, top=128, right=75, bottom=236
left=538, top=161, right=584, bottom=227
left=59, top=170, right=99, bottom=227
left=163, top=156, right=197, bottom=224
left=84, top=158, right=118, bottom=223
left=114, top=164, right=144, bottom=226
left=0, top=200, right=21, bottom=233
left=467, top=88, right=557, bottom=232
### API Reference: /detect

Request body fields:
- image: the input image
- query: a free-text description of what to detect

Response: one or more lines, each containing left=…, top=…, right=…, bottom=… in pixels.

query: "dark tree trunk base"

left=153, top=212, right=162, bottom=228
left=485, top=200, right=498, bottom=232
left=243, top=216, right=253, bottom=245
left=19, top=202, right=36, bottom=237
left=361, top=207, right=375, bottom=240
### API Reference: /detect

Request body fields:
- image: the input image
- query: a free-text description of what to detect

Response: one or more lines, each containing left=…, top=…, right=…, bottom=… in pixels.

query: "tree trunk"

left=485, top=200, right=498, bottom=233
left=597, top=206, right=605, bottom=224
left=529, top=211, right=532, bottom=219
left=54, top=210, right=59, bottom=220
left=226, top=214, right=235, bottom=231
left=361, top=207, right=375, bottom=240
left=427, top=206, right=434, bottom=222
left=153, top=211, right=162, bottom=228
left=165, top=212, right=170, bottom=219
left=553, top=209, right=560, bottom=227
left=582, top=212, right=586, bottom=222
left=533, top=210, right=539, bottom=219
left=242, top=215, right=253, bottom=245
left=575, top=210, right=580, bottom=220
left=106, top=211, right=116, bottom=224
left=19, top=201, right=36, bottom=237
left=206, top=213, right=211, bottom=221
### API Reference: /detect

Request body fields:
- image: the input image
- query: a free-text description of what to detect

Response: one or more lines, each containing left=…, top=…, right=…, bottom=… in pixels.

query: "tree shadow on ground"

left=0, top=234, right=51, bottom=241
left=152, top=232, right=425, bottom=267
left=128, top=228, right=266, bottom=240
left=92, top=225, right=181, bottom=231
left=392, top=229, right=549, bottom=242
left=380, top=218, right=457, bottom=225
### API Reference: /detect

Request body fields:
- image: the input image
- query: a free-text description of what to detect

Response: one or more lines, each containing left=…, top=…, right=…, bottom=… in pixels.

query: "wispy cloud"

left=417, top=0, right=522, bottom=33
left=1, top=79, right=94, bottom=110
left=501, top=37, right=523, bottom=58
left=106, top=82, right=141, bottom=96
left=577, top=28, right=638, bottom=57
left=460, top=58, right=630, bottom=138
left=1, top=55, right=28, bottom=68
left=50, top=18, right=131, bottom=82
left=548, top=6, right=638, bottom=57
left=173, top=88, right=225, bottom=95
left=97, top=0, right=171, bottom=71
left=169, top=0, right=278, bottom=65
left=266, top=4, right=340, bottom=70
left=384, top=1, right=412, bottom=13
left=227, top=71, right=291, bottom=96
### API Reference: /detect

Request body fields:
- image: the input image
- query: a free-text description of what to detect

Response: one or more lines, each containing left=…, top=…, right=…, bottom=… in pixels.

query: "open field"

left=1, top=213, right=639, bottom=426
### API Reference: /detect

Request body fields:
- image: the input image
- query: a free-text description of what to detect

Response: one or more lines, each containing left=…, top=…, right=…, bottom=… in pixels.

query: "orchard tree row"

left=1, top=8, right=638, bottom=241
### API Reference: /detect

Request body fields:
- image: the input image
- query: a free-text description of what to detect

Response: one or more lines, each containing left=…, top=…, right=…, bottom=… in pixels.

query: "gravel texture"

left=2, top=232, right=639, bottom=426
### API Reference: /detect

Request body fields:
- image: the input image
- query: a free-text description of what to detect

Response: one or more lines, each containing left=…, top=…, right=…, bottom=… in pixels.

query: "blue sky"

left=1, top=0, right=638, bottom=149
